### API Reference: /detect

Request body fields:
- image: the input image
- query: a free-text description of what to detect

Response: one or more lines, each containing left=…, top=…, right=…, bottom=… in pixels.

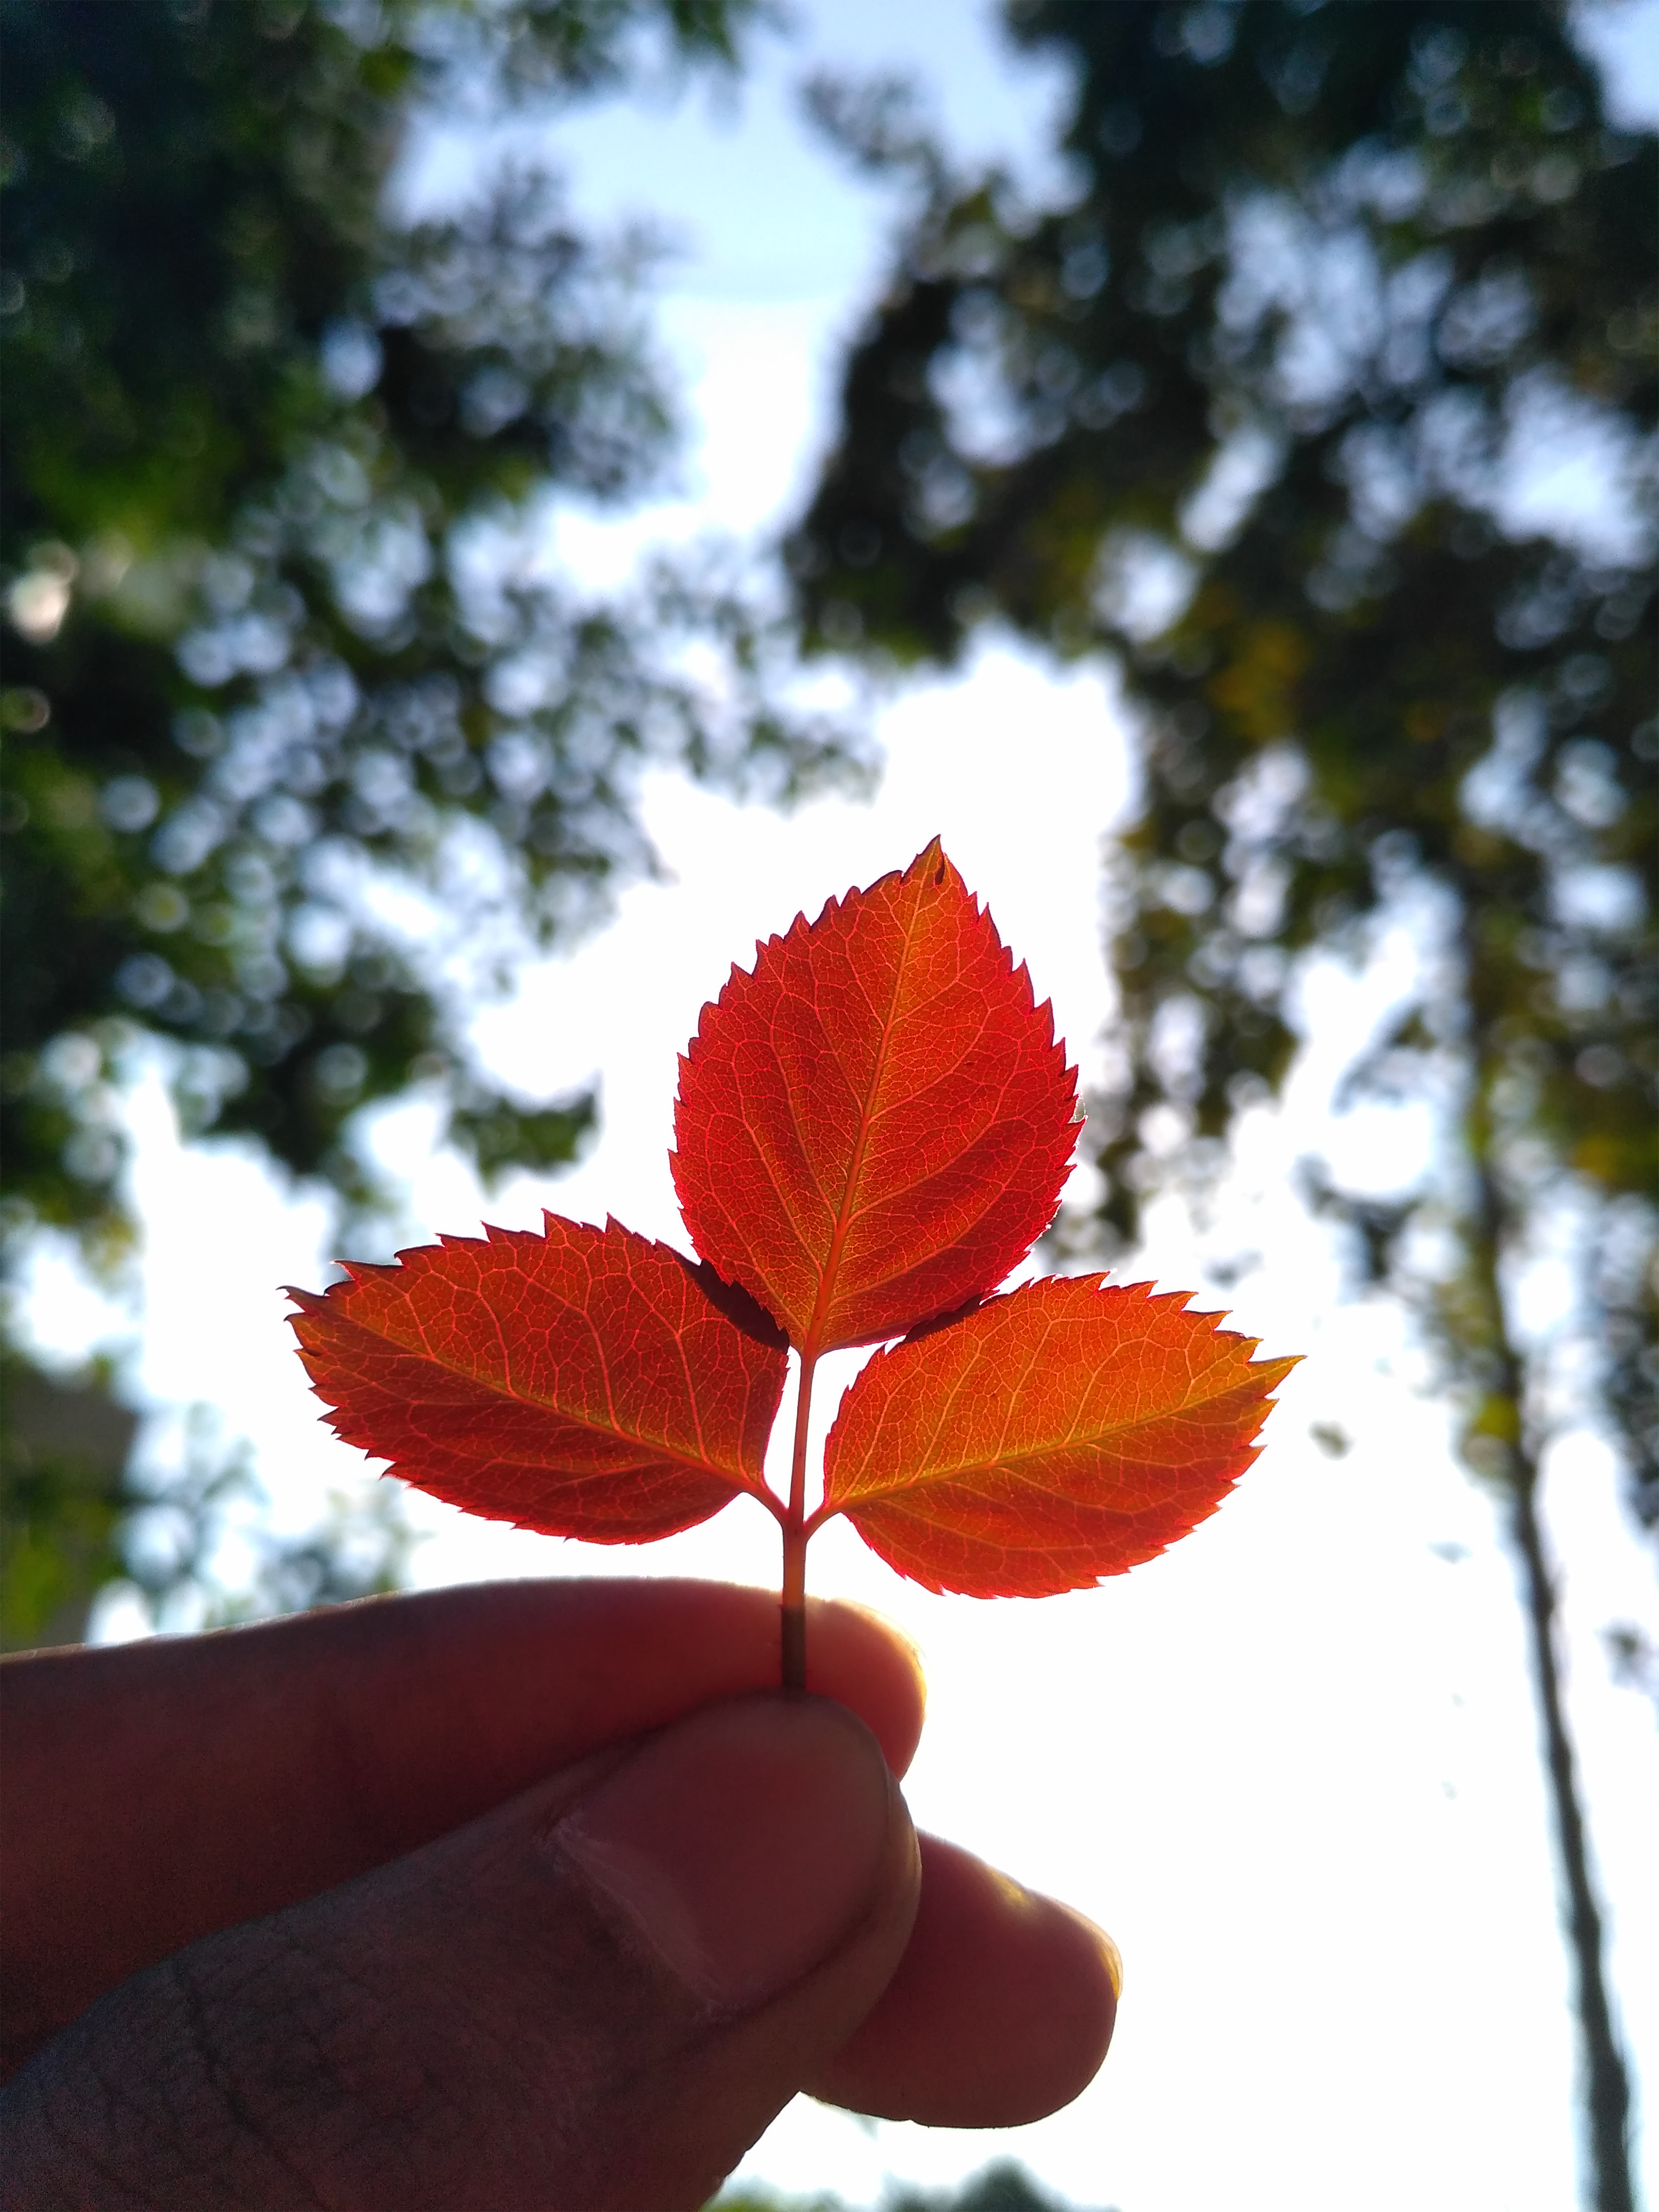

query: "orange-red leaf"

left=287, top=1215, right=787, bottom=1542
left=671, top=840, right=1079, bottom=1354
left=822, top=1277, right=1297, bottom=1596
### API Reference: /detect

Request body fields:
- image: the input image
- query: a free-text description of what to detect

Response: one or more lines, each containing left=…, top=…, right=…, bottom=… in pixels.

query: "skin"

left=0, top=1577, right=1120, bottom=2211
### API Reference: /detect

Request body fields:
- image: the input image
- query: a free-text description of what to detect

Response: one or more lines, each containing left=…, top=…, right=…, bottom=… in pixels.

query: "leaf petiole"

left=781, top=1349, right=818, bottom=1691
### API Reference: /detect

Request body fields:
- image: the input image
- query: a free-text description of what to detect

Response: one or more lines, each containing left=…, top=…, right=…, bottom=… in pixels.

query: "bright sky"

left=23, top=4, right=1659, bottom=2207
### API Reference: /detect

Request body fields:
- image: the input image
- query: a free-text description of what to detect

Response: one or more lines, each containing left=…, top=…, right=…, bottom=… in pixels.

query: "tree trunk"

left=1501, top=1462, right=1636, bottom=2212
left=1468, top=1153, right=1636, bottom=2210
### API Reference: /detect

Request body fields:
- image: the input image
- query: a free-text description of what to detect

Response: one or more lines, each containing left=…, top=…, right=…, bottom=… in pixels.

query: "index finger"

left=0, top=1576, right=925, bottom=2077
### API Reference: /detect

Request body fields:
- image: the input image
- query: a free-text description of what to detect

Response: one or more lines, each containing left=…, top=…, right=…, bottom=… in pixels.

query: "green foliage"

left=0, top=1351, right=133, bottom=1648
left=447, top=1082, right=597, bottom=1186
left=0, top=1348, right=415, bottom=1647
left=883, top=2166, right=1079, bottom=2212
left=1, top=0, right=865, bottom=1274
left=0, top=0, right=873, bottom=1644
left=710, top=2160, right=1080, bottom=2212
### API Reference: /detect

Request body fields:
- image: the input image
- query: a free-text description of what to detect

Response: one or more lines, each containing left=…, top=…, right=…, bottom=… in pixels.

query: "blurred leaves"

left=1, top=0, right=868, bottom=1280
left=791, top=0, right=1656, bottom=1532
left=0, top=1350, right=134, bottom=1649
left=0, top=1349, right=413, bottom=1648
left=710, top=2161, right=1082, bottom=2212
left=1603, top=1620, right=1659, bottom=1718
left=0, top=0, right=870, bottom=1645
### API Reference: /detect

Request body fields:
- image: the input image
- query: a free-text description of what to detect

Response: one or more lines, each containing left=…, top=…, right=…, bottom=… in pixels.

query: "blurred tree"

left=712, top=2159, right=1078, bottom=2212
left=1, top=1349, right=414, bottom=1649
left=1, top=0, right=867, bottom=1640
left=0, top=1351, right=134, bottom=1648
left=791, top=5, right=1654, bottom=2206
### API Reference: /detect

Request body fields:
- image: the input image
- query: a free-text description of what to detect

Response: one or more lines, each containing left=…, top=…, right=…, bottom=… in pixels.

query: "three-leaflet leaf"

left=290, top=841, right=1296, bottom=1687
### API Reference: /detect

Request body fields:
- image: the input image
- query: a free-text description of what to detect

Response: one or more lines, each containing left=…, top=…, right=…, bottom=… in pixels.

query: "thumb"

left=0, top=1694, right=918, bottom=2212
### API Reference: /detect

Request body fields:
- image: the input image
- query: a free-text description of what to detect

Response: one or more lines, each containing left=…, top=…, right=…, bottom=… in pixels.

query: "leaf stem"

left=781, top=1348, right=817, bottom=1692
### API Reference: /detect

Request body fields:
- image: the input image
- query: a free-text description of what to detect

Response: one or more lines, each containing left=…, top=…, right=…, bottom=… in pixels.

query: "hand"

left=0, top=1578, right=1119, bottom=2210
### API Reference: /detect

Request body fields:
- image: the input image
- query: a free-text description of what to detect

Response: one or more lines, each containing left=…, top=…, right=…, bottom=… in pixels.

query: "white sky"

left=22, top=4, right=1659, bottom=2207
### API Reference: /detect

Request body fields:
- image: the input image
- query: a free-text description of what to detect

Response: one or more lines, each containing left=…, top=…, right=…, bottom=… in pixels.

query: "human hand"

left=0, top=1579, right=1118, bottom=2210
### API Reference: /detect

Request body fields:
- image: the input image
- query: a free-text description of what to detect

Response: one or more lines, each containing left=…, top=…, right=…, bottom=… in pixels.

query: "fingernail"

left=1098, top=1928, right=1124, bottom=2002
left=556, top=1695, right=899, bottom=2012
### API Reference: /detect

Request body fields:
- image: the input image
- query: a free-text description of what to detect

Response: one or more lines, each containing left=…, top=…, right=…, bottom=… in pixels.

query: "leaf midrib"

left=833, top=1363, right=1274, bottom=1506
left=329, top=1297, right=756, bottom=1487
left=797, top=859, right=934, bottom=1353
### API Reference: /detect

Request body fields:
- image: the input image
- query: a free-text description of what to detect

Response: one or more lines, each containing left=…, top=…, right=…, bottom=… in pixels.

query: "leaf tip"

left=1254, top=1350, right=1304, bottom=1393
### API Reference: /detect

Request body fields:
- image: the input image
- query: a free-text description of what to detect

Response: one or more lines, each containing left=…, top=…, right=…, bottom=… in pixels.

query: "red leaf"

left=672, top=840, right=1079, bottom=1354
left=287, top=1215, right=787, bottom=1542
left=821, top=1277, right=1298, bottom=1596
